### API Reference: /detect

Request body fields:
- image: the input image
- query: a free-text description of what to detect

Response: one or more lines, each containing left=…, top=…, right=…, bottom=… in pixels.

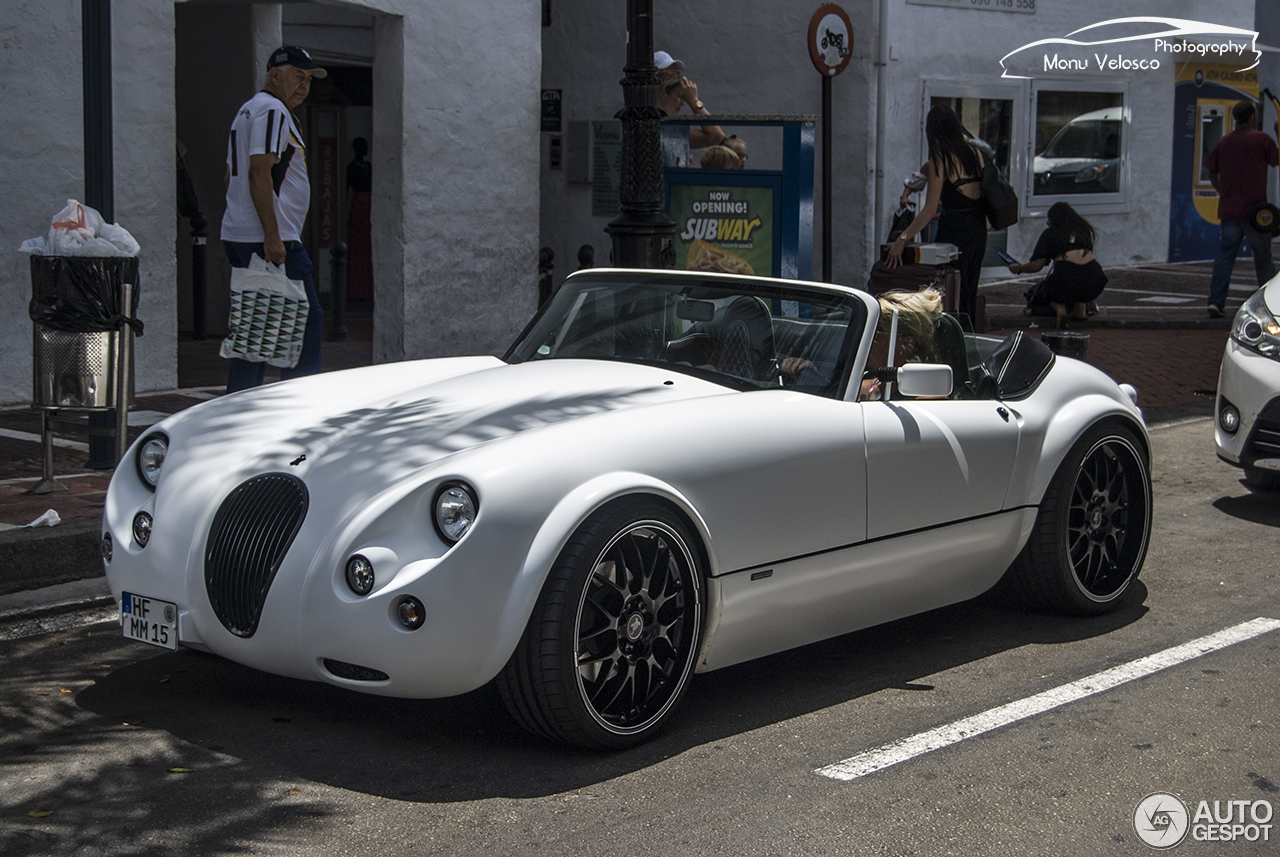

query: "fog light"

left=345, top=555, right=375, bottom=596
left=132, top=512, right=153, bottom=548
left=1220, top=404, right=1240, bottom=434
left=101, top=533, right=113, bottom=563
left=396, top=596, right=425, bottom=630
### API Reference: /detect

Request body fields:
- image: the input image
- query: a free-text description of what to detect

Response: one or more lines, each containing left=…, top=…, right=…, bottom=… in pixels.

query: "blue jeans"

left=1208, top=220, right=1276, bottom=309
left=223, top=241, right=323, bottom=392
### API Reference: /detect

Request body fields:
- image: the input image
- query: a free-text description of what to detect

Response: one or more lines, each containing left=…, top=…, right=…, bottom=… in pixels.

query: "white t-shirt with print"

left=221, top=90, right=310, bottom=243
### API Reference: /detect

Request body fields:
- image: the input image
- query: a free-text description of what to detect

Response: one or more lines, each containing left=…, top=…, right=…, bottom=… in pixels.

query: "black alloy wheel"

left=1005, top=423, right=1152, bottom=614
left=498, top=499, right=704, bottom=749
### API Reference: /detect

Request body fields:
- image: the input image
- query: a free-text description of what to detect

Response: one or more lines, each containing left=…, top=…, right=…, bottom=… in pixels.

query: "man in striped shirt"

left=221, top=46, right=327, bottom=392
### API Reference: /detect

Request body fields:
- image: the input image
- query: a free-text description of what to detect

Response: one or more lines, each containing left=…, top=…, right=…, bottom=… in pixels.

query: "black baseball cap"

left=268, top=46, right=328, bottom=78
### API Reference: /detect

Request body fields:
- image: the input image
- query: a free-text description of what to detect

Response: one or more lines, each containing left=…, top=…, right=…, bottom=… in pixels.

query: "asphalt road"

left=2, top=416, right=1278, bottom=856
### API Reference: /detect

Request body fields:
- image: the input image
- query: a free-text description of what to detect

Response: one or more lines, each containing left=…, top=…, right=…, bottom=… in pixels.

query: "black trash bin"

left=29, top=255, right=142, bottom=468
left=1040, top=330, right=1089, bottom=361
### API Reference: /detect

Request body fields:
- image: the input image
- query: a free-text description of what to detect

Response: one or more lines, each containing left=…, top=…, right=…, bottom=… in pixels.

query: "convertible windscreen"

left=506, top=273, right=866, bottom=396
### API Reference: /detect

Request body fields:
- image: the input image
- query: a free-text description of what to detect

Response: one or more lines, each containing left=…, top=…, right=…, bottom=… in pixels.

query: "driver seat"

left=932, top=314, right=972, bottom=399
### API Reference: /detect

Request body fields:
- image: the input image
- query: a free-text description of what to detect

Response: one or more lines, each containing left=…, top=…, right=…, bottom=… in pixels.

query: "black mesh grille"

left=323, top=659, right=390, bottom=682
left=205, top=473, right=308, bottom=638
left=1246, top=398, right=1280, bottom=461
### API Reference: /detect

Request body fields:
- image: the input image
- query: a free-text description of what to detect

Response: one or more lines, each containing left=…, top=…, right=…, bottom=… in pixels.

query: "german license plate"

left=120, top=592, right=178, bottom=650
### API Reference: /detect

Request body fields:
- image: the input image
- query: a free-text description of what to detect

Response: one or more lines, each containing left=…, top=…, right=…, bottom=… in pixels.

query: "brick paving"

left=987, top=324, right=1227, bottom=412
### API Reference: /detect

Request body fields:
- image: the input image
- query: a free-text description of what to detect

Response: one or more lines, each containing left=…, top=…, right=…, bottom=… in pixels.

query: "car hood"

left=1033, top=155, right=1108, bottom=173
left=1265, top=278, right=1280, bottom=317
left=150, top=357, right=733, bottom=497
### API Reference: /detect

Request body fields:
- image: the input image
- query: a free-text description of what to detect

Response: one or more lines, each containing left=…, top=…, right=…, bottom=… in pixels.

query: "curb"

left=0, top=592, right=114, bottom=625
left=0, top=517, right=103, bottom=597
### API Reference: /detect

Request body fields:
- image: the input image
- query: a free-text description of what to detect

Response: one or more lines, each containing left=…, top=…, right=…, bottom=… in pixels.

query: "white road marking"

left=0, top=427, right=89, bottom=452
left=128, top=410, right=168, bottom=427
left=0, top=472, right=97, bottom=487
left=816, top=617, right=1280, bottom=782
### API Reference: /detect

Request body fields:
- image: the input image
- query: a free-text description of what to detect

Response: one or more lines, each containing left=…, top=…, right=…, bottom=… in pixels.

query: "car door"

left=862, top=397, right=1021, bottom=540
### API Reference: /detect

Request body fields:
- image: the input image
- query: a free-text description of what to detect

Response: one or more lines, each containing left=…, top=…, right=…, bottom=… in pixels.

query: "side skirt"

left=697, top=509, right=1038, bottom=672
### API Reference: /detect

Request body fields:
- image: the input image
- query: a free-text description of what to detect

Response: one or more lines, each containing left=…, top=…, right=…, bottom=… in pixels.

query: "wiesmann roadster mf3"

left=104, top=269, right=1152, bottom=749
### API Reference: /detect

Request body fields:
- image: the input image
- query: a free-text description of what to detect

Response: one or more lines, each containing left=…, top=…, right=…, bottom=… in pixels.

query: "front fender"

left=487, top=472, right=720, bottom=682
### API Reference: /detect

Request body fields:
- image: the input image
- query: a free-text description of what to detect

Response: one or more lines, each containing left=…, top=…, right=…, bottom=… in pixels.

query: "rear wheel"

left=497, top=499, right=704, bottom=749
left=1005, top=423, right=1151, bottom=614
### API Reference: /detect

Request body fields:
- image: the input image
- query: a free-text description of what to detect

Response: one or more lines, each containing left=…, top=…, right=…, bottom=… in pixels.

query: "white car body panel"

left=104, top=270, right=1150, bottom=705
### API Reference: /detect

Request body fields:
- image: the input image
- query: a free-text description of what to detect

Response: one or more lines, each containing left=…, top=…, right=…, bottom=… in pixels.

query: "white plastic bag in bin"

left=16, top=199, right=141, bottom=257
left=219, top=254, right=309, bottom=369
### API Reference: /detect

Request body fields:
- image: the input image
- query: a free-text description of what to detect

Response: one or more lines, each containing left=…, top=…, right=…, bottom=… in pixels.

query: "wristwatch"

left=693, top=100, right=704, bottom=110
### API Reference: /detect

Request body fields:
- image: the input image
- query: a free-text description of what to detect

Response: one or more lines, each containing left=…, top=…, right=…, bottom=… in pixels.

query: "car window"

left=1042, top=120, right=1120, bottom=160
left=506, top=272, right=866, bottom=398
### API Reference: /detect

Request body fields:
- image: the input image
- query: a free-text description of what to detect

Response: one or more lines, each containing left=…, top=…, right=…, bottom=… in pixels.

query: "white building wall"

left=115, top=0, right=178, bottom=394
left=878, top=0, right=1257, bottom=271
left=0, top=0, right=85, bottom=404
left=355, top=0, right=542, bottom=361
left=0, top=0, right=177, bottom=405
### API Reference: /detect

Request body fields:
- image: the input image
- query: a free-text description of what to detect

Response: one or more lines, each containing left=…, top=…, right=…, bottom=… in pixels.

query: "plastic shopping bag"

left=21, top=199, right=142, bottom=257
left=219, top=254, right=309, bottom=368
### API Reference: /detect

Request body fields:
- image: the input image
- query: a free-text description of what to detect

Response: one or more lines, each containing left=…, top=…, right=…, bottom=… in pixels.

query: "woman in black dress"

left=886, top=105, right=987, bottom=322
left=1008, top=202, right=1108, bottom=328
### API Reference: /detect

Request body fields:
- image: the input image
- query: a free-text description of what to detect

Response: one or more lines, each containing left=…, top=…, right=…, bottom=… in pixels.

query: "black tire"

left=1005, top=423, right=1152, bottom=614
left=1244, top=465, right=1280, bottom=491
left=497, top=499, right=704, bottom=749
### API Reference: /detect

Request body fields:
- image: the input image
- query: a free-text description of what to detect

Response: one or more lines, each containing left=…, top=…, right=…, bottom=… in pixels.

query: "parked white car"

left=1034, top=107, right=1122, bottom=195
left=1215, top=276, right=1280, bottom=491
left=103, top=270, right=1152, bottom=749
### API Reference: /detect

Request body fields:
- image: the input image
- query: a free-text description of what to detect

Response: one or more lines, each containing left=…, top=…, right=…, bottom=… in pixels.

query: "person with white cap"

left=221, top=46, right=328, bottom=392
left=653, top=50, right=726, bottom=151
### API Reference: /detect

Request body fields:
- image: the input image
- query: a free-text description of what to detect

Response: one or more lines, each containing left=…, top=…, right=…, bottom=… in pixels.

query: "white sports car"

left=1215, top=275, right=1280, bottom=491
left=103, top=269, right=1152, bottom=749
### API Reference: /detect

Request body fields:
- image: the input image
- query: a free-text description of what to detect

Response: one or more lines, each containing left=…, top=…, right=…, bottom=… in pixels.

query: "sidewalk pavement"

left=0, top=259, right=1254, bottom=617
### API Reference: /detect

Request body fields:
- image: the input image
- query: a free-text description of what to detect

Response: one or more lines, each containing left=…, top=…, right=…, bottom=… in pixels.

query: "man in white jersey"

left=221, top=46, right=327, bottom=392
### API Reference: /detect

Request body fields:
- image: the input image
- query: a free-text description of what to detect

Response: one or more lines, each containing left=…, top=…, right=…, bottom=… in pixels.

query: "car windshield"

left=506, top=272, right=866, bottom=397
left=1042, top=120, right=1120, bottom=160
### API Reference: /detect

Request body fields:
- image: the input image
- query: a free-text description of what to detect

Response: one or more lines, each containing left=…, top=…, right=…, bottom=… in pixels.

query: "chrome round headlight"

left=434, top=483, right=477, bottom=544
left=345, top=555, right=375, bottom=596
left=137, top=435, right=168, bottom=489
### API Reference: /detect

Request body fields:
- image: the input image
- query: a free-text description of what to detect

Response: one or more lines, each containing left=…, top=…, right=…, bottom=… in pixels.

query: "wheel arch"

left=1021, top=403, right=1150, bottom=508
left=485, top=474, right=720, bottom=680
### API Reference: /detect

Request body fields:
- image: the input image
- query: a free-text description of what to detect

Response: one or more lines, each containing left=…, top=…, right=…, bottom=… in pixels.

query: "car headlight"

left=1231, top=289, right=1280, bottom=359
left=136, top=434, right=168, bottom=489
left=434, top=483, right=477, bottom=544
left=1075, top=164, right=1108, bottom=183
left=345, top=555, right=375, bottom=596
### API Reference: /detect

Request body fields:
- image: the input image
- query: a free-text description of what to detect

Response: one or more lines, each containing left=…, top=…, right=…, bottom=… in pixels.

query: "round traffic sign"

left=808, top=4, right=853, bottom=77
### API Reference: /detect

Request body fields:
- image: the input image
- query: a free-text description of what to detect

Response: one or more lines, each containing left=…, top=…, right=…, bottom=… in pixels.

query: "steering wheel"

left=714, top=297, right=776, bottom=382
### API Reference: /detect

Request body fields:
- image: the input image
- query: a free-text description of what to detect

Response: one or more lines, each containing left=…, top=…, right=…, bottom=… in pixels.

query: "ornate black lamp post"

left=606, top=0, right=675, bottom=268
